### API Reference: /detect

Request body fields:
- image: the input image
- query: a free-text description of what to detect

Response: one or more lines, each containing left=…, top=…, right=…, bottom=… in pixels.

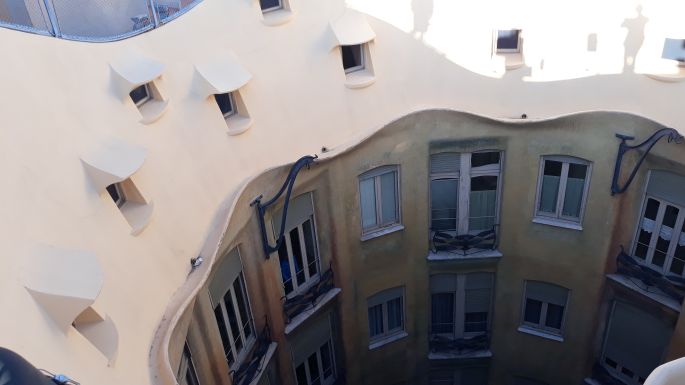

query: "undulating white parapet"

left=22, top=245, right=104, bottom=332
left=80, top=138, right=147, bottom=194
left=194, top=52, right=254, bottom=135
left=110, top=50, right=168, bottom=124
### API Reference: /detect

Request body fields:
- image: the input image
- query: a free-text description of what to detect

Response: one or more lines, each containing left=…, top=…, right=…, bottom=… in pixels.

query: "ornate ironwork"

left=282, top=267, right=335, bottom=324
left=251, top=155, right=317, bottom=259
left=230, top=321, right=273, bottom=385
left=429, top=333, right=489, bottom=355
left=614, top=247, right=685, bottom=304
left=430, top=226, right=498, bottom=256
left=611, top=128, right=683, bottom=195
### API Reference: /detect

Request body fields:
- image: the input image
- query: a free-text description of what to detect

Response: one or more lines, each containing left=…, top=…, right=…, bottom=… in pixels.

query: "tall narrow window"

left=367, top=287, right=405, bottom=346
left=359, top=166, right=401, bottom=237
left=273, top=193, right=321, bottom=296
left=341, top=44, right=365, bottom=73
left=430, top=151, right=502, bottom=235
left=177, top=342, right=201, bottom=385
left=520, top=281, right=569, bottom=337
left=633, top=196, right=685, bottom=277
left=215, top=92, right=236, bottom=118
left=534, top=156, right=591, bottom=227
left=496, top=29, right=521, bottom=53
left=430, top=273, right=493, bottom=340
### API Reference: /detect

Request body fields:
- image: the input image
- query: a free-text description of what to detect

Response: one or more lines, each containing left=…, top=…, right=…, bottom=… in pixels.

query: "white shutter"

left=647, top=171, right=685, bottom=208
left=273, top=192, right=314, bottom=235
left=431, top=153, right=461, bottom=175
left=291, top=313, right=332, bottom=365
left=525, top=281, right=568, bottom=306
left=431, top=274, right=458, bottom=293
left=208, top=248, right=243, bottom=306
left=465, top=273, right=493, bottom=313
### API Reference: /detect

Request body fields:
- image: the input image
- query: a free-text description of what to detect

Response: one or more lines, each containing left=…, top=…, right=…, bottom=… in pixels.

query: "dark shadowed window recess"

left=129, top=84, right=151, bottom=107
left=496, top=29, right=520, bottom=51
left=215, top=93, right=236, bottom=118
left=259, top=0, right=281, bottom=11
left=341, top=44, right=364, bottom=72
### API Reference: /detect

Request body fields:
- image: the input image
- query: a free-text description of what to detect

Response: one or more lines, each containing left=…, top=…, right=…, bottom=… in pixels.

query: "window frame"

left=294, top=339, right=337, bottom=385
left=430, top=273, right=494, bottom=340
left=214, top=92, right=237, bottom=119
left=211, top=270, right=256, bottom=369
left=367, top=287, right=406, bottom=344
left=429, top=150, right=503, bottom=235
left=342, top=44, right=366, bottom=74
left=358, top=165, right=401, bottom=237
left=520, top=281, right=570, bottom=337
left=533, top=155, right=592, bottom=226
left=130, top=83, right=152, bottom=107
left=494, top=29, right=522, bottom=54
left=259, top=0, right=283, bottom=13
left=631, top=194, right=685, bottom=278
left=177, top=341, right=201, bottom=385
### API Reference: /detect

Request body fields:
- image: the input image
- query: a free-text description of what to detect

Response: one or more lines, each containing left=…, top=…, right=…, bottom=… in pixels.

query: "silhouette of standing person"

left=412, top=0, right=434, bottom=38
left=622, top=5, right=647, bottom=69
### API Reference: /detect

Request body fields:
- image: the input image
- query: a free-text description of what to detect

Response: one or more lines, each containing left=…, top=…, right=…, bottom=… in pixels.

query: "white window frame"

left=494, top=29, right=522, bottom=54
left=177, top=341, right=201, bottom=385
left=215, top=92, right=237, bottom=119
left=212, top=271, right=255, bottom=369
left=429, top=151, right=503, bottom=235
left=533, top=155, right=592, bottom=226
left=430, top=274, right=493, bottom=340
left=520, top=281, right=569, bottom=336
left=367, top=287, right=406, bottom=344
left=131, top=83, right=152, bottom=107
left=358, top=165, right=401, bottom=237
left=278, top=211, right=322, bottom=298
left=342, top=44, right=366, bottom=74
left=631, top=194, right=685, bottom=277
left=260, top=0, right=283, bottom=13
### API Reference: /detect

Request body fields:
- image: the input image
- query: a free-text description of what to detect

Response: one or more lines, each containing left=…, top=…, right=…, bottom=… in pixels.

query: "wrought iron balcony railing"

left=282, top=267, right=335, bottom=324
left=230, top=323, right=273, bottom=385
left=615, top=248, right=685, bottom=305
left=429, top=333, right=489, bottom=356
left=430, top=226, right=498, bottom=256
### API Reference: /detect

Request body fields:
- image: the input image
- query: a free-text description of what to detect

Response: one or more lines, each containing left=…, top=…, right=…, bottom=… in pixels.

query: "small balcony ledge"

left=607, top=273, right=681, bottom=313
left=428, top=349, right=492, bottom=360
left=285, top=288, right=341, bottom=335
left=427, top=249, right=502, bottom=261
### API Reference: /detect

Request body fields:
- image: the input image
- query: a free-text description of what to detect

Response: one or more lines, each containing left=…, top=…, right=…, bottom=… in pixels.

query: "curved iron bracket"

left=250, top=155, right=317, bottom=258
left=611, top=128, right=683, bottom=195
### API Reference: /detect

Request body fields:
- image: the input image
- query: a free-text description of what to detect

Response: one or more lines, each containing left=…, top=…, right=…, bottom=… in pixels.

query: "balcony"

left=428, top=334, right=491, bottom=360
left=584, top=363, right=629, bottom=385
left=608, top=249, right=685, bottom=312
left=282, top=268, right=340, bottom=334
left=427, top=227, right=502, bottom=261
left=231, top=325, right=277, bottom=385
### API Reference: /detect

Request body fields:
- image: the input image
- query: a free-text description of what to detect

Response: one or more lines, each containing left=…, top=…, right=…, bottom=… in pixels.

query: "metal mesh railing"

left=0, top=0, right=202, bottom=42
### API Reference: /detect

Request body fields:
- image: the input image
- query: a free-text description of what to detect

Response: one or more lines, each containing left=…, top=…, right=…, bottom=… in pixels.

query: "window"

left=633, top=196, right=685, bottom=277
left=341, top=44, right=365, bottom=73
left=601, top=301, right=673, bottom=385
left=534, top=156, right=591, bottom=227
left=496, top=29, right=521, bottom=53
left=130, top=83, right=151, bottom=107
left=662, top=38, right=685, bottom=66
left=274, top=193, right=321, bottom=296
left=102, top=177, right=153, bottom=235
left=214, top=92, right=236, bottom=118
left=521, top=281, right=569, bottom=336
left=367, top=287, right=405, bottom=344
left=430, top=151, right=502, bottom=235
left=259, top=0, right=282, bottom=12
left=177, top=342, right=201, bottom=385
left=359, top=166, right=401, bottom=236
left=106, top=183, right=125, bottom=208
left=430, top=273, right=493, bottom=339
left=292, top=315, right=337, bottom=385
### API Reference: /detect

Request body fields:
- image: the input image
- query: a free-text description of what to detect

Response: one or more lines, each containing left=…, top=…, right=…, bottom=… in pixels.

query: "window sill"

left=428, top=349, right=492, bottom=360
left=517, top=325, right=564, bottom=342
left=368, top=331, right=408, bottom=350
left=120, top=201, right=154, bottom=235
left=606, top=273, right=681, bottom=312
left=138, top=99, right=169, bottom=124
left=532, top=217, right=582, bottom=231
left=261, top=8, right=294, bottom=27
left=246, top=342, right=278, bottom=385
left=285, top=287, right=341, bottom=335
left=361, top=224, right=404, bottom=242
left=226, top=115, right=253, bottom=136
left=644, top=64, right=685, bottom=83
left=344, top=70, right=376, bottom=89
left=427, top=249, right=502, bottom=261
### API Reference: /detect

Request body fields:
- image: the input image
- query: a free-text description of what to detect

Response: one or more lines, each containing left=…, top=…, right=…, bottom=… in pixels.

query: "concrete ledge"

left=285, top=288, right=341, bottom=335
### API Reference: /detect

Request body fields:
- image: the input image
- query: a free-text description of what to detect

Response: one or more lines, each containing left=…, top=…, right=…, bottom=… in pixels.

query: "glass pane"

left=524, top=298, right=543, bottom=324
left=380, top=172, right=398, bottom=225
left=213, top=306, right=232, bottom=359
left=295, top=363, right=308, bottom=385
left=233, top=275, right=252, bottom=339
left=303, top=219, right=319, bottom=277
left=671, top=220, right=685, bottom=276
left=471, top=152, right=500, bottom=168
left=387, top=297, right=403, bottom=331
left=341, top=44, right=363, bottom=70
left=278, top=240, right=293, bottom=294
left=214, top=93, right=234, bottom=117
left=431, top=179, right=458, bottom=231
left=308, top=353, right=321, bottom=385
left=662, top=38, right=685, bottom=62
left=469, top=176, right=498, bottom=231
left=561, top=163, right=587, bottom=218
left=320, top=341, right=333, bottom=379
left=129, top=84, right=149, bottom=105
left=106, top=184, right=121, bottom=203
left=539, top=160, right=562, bottom=214
left=368, top=304, right=384, bottom=337
left=497, top=29, right=520, bottom=50
left=223, top=292, right=242, bottom=353
left=360, top=177, right=377, bottom=230
left=431, top=293, right=455, bottom=334
left=545, top=303, right=565, bottom=330
left=290, top=228, right=305, bottom=285
left=464, top=312, right=488, bottom=333
left=635, top=198, right=661, bottom=260
left=653, top=205, right=678, bottom=268
left=259, top=0, right=281, bottom=11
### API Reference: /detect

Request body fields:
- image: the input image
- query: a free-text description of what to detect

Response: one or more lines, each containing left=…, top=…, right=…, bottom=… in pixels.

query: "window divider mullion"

left=375, top=176, right=383, bottom=227
left=221, top=301, right=237, bottom=364
left=298, top=223, right=310, bottom=282
left=556, top=163, right=569, bottom=218
left=648, top=202, right=667, bottom=266
left=540, top=302, right=549, bottom=329
left=665, top=210, right=685, bottom=273
left=229, top=287, right=246, bottom=352
left=285, top=234, right=298, bottom=291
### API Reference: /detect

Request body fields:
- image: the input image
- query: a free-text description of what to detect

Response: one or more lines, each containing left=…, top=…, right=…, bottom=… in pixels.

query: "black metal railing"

left=230, top=323, right=273, bottom=385
left=429, top=334, right=489, bottom=356
left=589, top=363, right=629, bottom=385
left=615, top=248, right=685, bottom=304
left=430, top=226, right=498, bottom=256
left=282, top=267, right=335, bottom=324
